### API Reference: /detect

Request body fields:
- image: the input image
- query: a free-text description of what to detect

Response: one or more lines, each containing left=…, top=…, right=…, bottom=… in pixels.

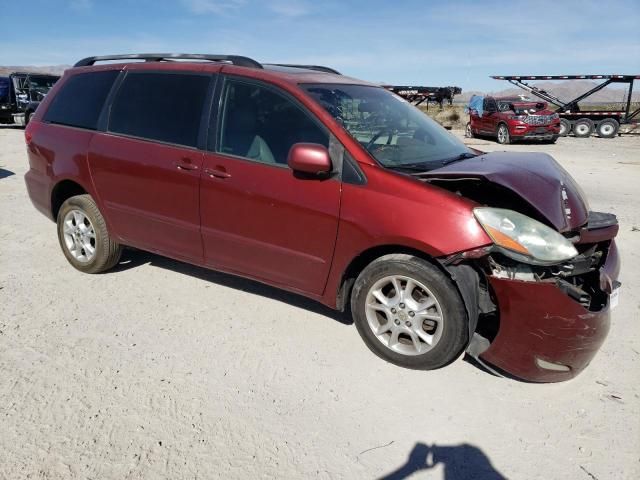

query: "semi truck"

left=0, top=72, right=59, bottom=126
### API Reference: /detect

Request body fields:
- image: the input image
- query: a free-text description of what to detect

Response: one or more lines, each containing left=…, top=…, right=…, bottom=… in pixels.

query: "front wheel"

left=351, top=254, right=468, bottom=370
left=558, top=118, right=571, bottom=137
left=57, top=194, right=122, bottom=273
left=496, top=123, right=511, bottom=144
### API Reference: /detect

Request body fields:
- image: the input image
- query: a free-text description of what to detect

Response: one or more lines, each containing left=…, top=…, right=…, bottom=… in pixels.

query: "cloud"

left=182, top=0, right=246, bottom=14
left=69, top=0, right=92, bottom=10
left=267, top=0, right=311, bottom=17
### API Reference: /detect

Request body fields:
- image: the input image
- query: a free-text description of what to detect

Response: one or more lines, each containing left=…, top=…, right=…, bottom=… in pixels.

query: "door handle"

left=175, top=158, right=199, bottom=171
left=204, top=167, right=231, bottom=179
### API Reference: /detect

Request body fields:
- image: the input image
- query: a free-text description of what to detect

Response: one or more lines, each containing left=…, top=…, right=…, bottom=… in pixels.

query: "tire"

left=351, top=254, right=468, bottom=370
left=573, top=118, right=594, bottom=138
left=559, top=118, right=571, bottom=137
left=496, top=123, right=511, bottom=144
left=25, top=111, right=33, bottom=126
left=57, top=194, right=122, bottom=273
left=465, top=122, right=475, bottom=138
left=595, top=119, right=619, bottom=138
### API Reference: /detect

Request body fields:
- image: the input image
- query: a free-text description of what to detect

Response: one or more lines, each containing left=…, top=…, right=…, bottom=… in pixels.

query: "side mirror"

left=287, top=143, right=332, bottom=175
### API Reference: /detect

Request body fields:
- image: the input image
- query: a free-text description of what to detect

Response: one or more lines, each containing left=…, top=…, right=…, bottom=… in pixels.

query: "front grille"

left=523, top=115, right=554, bottom=125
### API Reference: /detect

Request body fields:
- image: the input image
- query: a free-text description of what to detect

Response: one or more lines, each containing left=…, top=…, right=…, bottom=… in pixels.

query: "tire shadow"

left=113, top=248, right=353, bottom=326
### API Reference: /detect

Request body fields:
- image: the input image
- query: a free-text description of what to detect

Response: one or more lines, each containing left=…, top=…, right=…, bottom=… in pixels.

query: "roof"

left=70, top=53, right=375, bottom=87
left=9, top=72, right=60, bottom=78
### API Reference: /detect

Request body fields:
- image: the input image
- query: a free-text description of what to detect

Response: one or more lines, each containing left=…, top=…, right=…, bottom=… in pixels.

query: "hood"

left=423, top=152, right=589, bottom=232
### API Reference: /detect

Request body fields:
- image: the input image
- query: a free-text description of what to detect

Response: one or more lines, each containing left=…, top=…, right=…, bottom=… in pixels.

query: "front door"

left=200, top=77, right=341, bottom=295
left=89, top=70, right=212, bottom=262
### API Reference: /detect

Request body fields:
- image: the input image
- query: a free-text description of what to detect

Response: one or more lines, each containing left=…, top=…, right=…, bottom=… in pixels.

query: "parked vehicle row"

left=24, top=53, right=620, bottom=382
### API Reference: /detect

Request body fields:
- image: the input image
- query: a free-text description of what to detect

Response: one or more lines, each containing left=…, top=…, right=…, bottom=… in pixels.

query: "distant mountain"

left=0, top=65, right=70, bottom=77
left=456, top=80, right=639, bottom=105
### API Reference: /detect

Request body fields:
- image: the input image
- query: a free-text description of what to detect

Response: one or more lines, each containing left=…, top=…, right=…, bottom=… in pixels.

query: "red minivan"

left=24, top=54, right=620, bottom=382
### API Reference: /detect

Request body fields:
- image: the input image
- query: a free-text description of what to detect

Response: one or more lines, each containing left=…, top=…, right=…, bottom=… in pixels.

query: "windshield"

left=302, top=84, right=473, bottom=170
left=0, top=78, right=9, bottom=103
left=28, top=75, right=58, bottom=90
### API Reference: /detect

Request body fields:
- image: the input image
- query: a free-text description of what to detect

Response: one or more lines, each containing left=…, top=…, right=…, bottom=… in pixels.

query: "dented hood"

left=425, top=152, right=589, bottom=232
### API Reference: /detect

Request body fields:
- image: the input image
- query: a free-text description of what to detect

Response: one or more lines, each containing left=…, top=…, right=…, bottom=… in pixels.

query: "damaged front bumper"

left=478, top=242, right=619, bottom=383
left=454, top=217, right=620, bottom=383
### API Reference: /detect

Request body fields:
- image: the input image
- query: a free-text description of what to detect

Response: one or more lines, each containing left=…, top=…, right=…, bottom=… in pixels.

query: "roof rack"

left=266, top=64, right=341, bottom=75
left=74, top=53, right=263, bottom=69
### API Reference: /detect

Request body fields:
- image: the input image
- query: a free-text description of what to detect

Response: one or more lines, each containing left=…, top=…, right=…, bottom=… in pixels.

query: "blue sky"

left=1, top=0, right=639, bottom=91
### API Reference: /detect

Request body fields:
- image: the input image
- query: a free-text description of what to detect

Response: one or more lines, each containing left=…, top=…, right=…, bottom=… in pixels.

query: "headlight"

left=474, top=207, right=578, bottom=264
left=551, top=113, right=559, bottom=120
left=512, top=115, right=527, bottom=121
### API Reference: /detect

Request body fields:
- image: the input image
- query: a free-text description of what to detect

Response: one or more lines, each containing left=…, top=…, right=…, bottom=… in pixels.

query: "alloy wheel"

left=497, top=125, right=508, bottom=144
left=365, top=275, right=444, bottom=356
left=62, top=209, right=96, bottom=262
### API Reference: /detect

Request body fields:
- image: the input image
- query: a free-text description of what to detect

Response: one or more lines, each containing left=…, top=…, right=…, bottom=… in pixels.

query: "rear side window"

left=109, top=72, right=210, bottom=147
left=44, top=71, right=118, bottom=129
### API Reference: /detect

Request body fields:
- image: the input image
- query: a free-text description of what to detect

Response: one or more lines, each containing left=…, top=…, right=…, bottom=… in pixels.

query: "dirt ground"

left=1, top=126, right=639, bottom=479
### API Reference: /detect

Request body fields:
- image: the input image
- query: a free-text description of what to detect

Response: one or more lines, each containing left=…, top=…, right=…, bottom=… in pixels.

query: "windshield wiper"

left=386, top=163, right=434, bottom=174
left=440, top=152, right=477, bottom=166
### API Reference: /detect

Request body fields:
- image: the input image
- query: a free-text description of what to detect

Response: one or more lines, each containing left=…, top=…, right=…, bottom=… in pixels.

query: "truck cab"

left=0, top=72, right=59, bottom=126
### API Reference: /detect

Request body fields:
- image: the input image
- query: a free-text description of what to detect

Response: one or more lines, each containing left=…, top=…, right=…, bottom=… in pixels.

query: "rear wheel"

left=351, top=254, right=468, bottom=370
left=596, top=119, right=619, bottom=138
left=496, top=123, right=511, bottom=144
left=559, top=118, right=571, bottom=137
left=57, top=194, right=122, bottom=273
left=573, top=118, right=594, bottom=138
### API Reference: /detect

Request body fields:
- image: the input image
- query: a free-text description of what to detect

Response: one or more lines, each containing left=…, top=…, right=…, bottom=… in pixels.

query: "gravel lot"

left=1, top=126, right=639, bottom=479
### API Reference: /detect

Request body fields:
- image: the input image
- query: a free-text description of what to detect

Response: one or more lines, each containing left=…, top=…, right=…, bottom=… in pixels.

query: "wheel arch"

left=496, top=121, right=510, bottom=134
left=335, top=245, right=435, bottom=312
left=336, top=244, right=481, bottom=350
left=51, top=179, right=88, bottom=220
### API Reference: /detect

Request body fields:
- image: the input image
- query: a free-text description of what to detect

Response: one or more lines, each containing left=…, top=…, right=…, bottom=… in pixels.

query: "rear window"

left=44, top=71, right=118, bottom=129
left=109, top=72, right=210, bottom=147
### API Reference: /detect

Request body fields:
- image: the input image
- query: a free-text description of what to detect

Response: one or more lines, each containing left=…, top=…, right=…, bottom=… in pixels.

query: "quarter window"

left=218, top=80, right=328, bottom=165
left=109, top=72, right=210, bottom=147
left=44, top=71, right=118, bottom=130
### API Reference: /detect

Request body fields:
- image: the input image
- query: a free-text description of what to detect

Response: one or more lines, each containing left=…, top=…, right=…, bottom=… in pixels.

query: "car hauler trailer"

left=383, top=85, right=462, bottom=109
left=491, top=75, right=639, bottom=138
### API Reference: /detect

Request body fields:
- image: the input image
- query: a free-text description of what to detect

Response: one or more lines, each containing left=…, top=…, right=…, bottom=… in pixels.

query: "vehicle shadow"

left=113, top=248, right=353, bottom=326
left=379, top=442, right=506, bottom=480
left=0, top=168, right=15, bottom=179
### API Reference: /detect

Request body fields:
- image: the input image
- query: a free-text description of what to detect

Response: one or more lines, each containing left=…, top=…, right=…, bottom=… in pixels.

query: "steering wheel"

left=366, top=128, right=395, bottom=151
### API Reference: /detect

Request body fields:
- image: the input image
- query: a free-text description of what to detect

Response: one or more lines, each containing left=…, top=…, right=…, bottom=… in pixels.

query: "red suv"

left=466, top=95, right=561, bottom=144
left=24, top=54, right=620, bottom=382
